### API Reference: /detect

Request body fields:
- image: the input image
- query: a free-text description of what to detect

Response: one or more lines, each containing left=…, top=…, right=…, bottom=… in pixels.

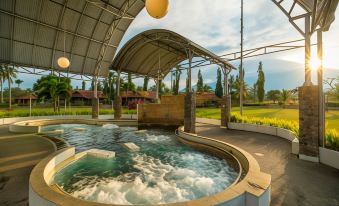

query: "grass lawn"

left=196, top=107, right=339, bottom=130
left=0, top=106, right=136, bottom=118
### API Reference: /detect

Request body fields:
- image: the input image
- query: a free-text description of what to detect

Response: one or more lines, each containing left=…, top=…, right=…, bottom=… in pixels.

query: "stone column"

left=184, top=92, right=196, bottom=133
left=92, top=98, right=99, bottom=119
left=114, top=96, right=122, bottom=120
left=221, top=95, right=231, bottom=128
left=299, top=85, right=319, bottom=162
left=92, top=77, right=99, bottom=119
left=114, top=70, right=122, bottom=120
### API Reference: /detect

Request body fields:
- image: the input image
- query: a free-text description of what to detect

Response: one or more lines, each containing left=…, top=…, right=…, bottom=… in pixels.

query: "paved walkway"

left=196, top=119, right=339, bottom=206
left=0, top=125, right=56, bottom=206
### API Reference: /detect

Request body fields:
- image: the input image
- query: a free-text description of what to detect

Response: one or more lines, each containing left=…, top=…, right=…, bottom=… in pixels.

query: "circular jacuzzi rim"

left=27, top=119, right=271, bottom=206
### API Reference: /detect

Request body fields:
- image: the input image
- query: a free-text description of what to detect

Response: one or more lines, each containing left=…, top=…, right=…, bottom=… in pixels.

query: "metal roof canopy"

left=0, top=0, right=337, bottom=78
left=112, top=29, right=235, bottom=79
left=0, top=0, right=144, bottom=77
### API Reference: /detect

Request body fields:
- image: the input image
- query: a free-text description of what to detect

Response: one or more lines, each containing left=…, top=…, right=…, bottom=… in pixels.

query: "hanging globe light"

left=57, top=57, right=70, bottom=69
left=145, top=0, right=169, bottom=19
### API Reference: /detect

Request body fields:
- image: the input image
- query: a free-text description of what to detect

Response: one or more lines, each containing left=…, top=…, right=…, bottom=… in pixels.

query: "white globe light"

left=145, top=0, right=169, bottom=19
left=57, top=57, right=70, bottom=69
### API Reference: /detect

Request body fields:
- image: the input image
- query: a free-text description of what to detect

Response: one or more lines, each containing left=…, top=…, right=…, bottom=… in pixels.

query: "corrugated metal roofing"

left=0, top=0, right=144, bottom=77
left=112, top=29, right=235, bottom=78
left=0, top=0, right=337, bottom=78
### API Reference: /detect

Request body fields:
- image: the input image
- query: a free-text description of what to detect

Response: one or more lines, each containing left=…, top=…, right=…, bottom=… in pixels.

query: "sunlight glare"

left=310, top=56, right=321, bottom=70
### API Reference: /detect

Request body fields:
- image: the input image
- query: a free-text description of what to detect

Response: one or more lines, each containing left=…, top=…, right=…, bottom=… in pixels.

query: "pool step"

left=87, top=149, right=115, bottom=159
left=73, top=127, right=86, bottom=132
left=39, top=129, right=64, bottom=135
left=43, top=136, right=69, bottom=150
left=123, top=142, right=140, bottom=152
left=135, top=130, right=147, bottom=134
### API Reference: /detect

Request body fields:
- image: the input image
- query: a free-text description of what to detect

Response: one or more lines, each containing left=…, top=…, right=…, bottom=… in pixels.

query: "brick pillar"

left=299, top=85, right=319, bottom=162
left=184, top=92, right=196, bottom=133
left=114, top=96, right=122, bottom=120
left=92, top=98, right=99, bottom=119
left=221, top=95, right=231, bottom=128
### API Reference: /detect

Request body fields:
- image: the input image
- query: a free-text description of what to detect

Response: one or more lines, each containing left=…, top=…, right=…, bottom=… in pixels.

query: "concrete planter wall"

left=319, top=147, right=339, bottom=170
left=9, top=118, right=138, bottom=133
left=1, top=114, right=137, bottom=126
left=228, top=122, right=299, bottom=155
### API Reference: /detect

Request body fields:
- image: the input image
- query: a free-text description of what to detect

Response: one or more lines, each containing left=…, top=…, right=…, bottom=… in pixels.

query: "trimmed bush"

left=230, top=113, right=339, bottom=151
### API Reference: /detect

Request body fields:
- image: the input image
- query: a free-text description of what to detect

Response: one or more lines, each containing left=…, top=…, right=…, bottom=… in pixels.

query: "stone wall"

left=184, top=92, right=196, bottom=133
left=138, top=96, right=184, bottom=126
left=299, top=85, right=319, bottom=159
left=221, top=95, right=231, bottom=127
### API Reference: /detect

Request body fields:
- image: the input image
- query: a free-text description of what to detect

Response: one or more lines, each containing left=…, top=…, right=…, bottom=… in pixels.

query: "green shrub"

left=230, top=113, right=339, bottom=151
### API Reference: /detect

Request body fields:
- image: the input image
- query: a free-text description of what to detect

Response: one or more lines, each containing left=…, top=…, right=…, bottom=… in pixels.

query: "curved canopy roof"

left=0, top=0, right=337, bottom=78
left=0, top=0, right=144, bottom=77
left=112, top=29, right=235, bottom=78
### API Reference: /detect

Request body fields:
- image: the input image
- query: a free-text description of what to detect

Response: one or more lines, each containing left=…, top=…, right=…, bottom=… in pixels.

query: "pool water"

left=43, top=124, right=239, bottom=205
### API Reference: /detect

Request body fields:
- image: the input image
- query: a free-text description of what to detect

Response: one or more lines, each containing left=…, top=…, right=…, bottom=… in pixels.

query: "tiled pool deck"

left=1, top=121, right=339, bottom=206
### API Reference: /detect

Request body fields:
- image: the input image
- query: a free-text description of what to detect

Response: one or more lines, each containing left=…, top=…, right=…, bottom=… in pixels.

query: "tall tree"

left=203, top=84, right=212, bottom=92
left=197, top=69, right=204, bottom=93
left=3, top=65, right=17, bottom=109
left=143, top=76, right=149, bottom=91
left=267, top=90, right=281, bottom=103
left=280, top=89, right=291, bottom=108
left=215, top=68, right=223, bottom=98
left=15, top=79, right=23, bottom=88
left=248, top=83, right=258, bottom=102
left=127, top=73, right=136, bottom=91
left=172, top=66, right=181, bottom=95
left=82, top=80, right=86, bottom=90
left=0, top=65, right=4, bottom=104
left=256, top=62, right=265, bottom=102
left=34, top=75, right=72, bottom=112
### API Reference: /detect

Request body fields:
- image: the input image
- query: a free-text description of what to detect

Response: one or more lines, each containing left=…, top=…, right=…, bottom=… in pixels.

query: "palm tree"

left=280, top=89, right=291, bottom=108
left=0, top=65, right=4, bottom=104
left=38, top=76, right=72, bottom=112
left=15, top=79, right=24, bottom=88
left=3, top=65, right=17, bottom=109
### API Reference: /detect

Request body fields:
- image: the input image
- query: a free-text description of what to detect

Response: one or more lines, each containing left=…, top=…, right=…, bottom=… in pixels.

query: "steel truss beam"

left=272, top=0, right=311, bottom=37
left=178, top=39, right=315, bottom=70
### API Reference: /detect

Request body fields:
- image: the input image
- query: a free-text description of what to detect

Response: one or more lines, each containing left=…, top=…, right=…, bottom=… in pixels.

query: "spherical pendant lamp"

left=145, top=0, right=169, bottom=19
left=57, top=57, right=70, bottom=69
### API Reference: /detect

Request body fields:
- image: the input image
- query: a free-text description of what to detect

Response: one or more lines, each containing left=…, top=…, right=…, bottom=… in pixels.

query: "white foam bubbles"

left=144, top=134, right=171, bottom=142
left=102, top=124, right=119, bottom=129
left=69, top=154, right=234, bottom=205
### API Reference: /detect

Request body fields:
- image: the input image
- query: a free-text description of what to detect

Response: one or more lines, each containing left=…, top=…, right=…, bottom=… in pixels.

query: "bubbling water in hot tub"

left=42, top=124, right=239, bottom=205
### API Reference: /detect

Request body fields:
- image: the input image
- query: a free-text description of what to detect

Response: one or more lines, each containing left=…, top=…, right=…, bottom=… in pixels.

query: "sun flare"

left=310, top=56, right=321, bottom=70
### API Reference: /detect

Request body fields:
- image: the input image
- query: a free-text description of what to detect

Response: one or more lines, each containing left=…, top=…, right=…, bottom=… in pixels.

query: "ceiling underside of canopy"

left=279, top=0, right=338, bottom=32
left=0, top=0, right=144, bottom=77
left=111, top=29, right=235, bottom=78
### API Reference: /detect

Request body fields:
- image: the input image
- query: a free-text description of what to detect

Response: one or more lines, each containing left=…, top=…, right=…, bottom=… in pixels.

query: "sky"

left=17, top=0, right=339, bottom=91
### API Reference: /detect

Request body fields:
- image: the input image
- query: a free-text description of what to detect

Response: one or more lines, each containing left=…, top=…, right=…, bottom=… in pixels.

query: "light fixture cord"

left=63, top=17, right=66, bottom=57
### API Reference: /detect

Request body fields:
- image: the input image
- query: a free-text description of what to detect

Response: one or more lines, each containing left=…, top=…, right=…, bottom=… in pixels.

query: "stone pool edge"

left=28, top=120, right=271, bottom=206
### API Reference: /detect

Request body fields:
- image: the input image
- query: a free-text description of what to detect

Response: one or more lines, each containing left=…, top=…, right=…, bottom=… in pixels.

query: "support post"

left=317, top=29, right=325, bottom=147
left=114, top=71, right=122, bottom=120
left=299, top=85, right=320, bottom=162
left=239, top=0, right=244, bottom=115
left=29, top=94, right=32, bottom=117
left=221, top=67, right=231, bottom=128
left=155, top=71, right=161, bottom=103
left=184, top=49, right=196, bottom=133
left=299, top=15, right=319, bottom=162
left=304, top=15, right=312, bottom=86
left=92, top=77, right=99, bottom=119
